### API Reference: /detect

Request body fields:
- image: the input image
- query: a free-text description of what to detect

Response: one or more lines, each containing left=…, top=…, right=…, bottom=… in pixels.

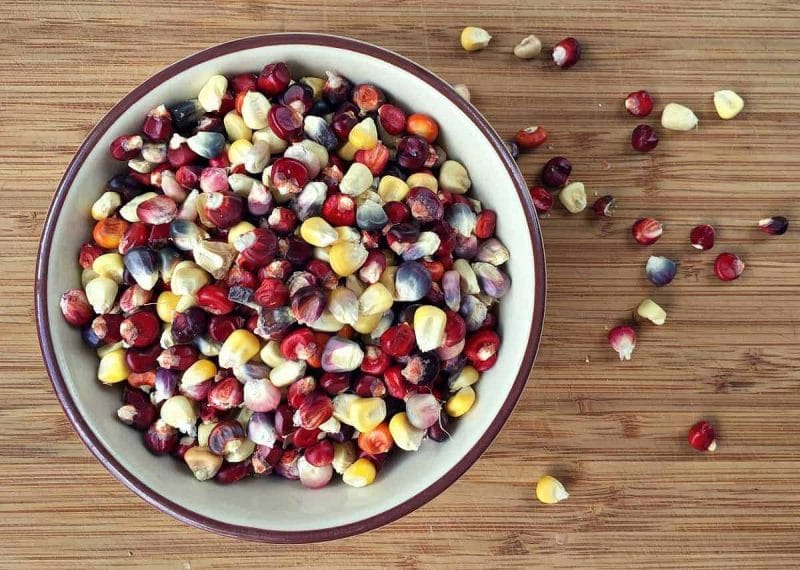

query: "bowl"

left=35, top=33, right=546, bottom=543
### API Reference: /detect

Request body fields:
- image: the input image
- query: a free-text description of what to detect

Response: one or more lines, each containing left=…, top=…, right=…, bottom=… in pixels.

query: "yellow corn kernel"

left=332, top=440, right=357, bottom=474
left=84, top=276, right=118, bottom=314
left=198, top=74, right=228, bottom=112
left=300, top=76, right=325, bottom=99
left=181, top=359, right=217, bottom=387
left=342, top=457, right=377, bottom=488
left=352, top=311, right=383, bottom=334
left=448, top=365, right=480, bottom=391
left=155, top=291, right=179, bottom=323
left=388, top=412, right=425, bottom=451
left=91, top=191, right=122, bottom=220
left=348, top=117, right=378, bottom=150
left=377, top=175, right=410, bottom=202
left=636, top=298, right=667, bottom=325
left=97, top=348, right=130, bottom=384
left=175, top=294, right=197, bottom=314
left=170, top=261, right=210, bottom=296
left=359, top=283, right=394, bottom=316
left=335, top=225, right=361, bottom=244
left=218, top=329, right=260, bottom=369
left=92, top=253, right=124, bottom=283
left=345, top=274, right=366, bottom=297
left=228, top=138, right=253, bottom=165
left=713, top=89, right=744, bottom=120
left=349, top=397, right=387, bottom=433
left=337, top=141, right=358, bottom=162
left=460, top=26, right=492, bottom=51
left=413, top=305, right=447, bottom=352
left=406, top=172, right=438, bottom=192
left=227, top=221, right=256, bottom=246
left=536, top=475, right=569, bottom=504
left=260, top=340, right=287, bottom=368
left=224, top=111, right=252, bottom=142
left=301, top=217, right=339, bottom=247
left=81, top=268, right=99, bottom=289
left=439, top=160, right=471, bottom=194
left=97, top=340, right=123, bottom=359
left=184, top=446, right=223, bottom=481
left=339, top=162, right=373, bottom=197
left=445, top=385, right=476, bottom=417
left=378, top=265, right=398, bottom=299
left=329, top=241, right=369, bottom=277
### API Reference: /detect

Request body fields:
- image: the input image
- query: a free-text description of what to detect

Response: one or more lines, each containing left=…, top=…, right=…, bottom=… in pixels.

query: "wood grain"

left=2, top=0, right=800, bottom=567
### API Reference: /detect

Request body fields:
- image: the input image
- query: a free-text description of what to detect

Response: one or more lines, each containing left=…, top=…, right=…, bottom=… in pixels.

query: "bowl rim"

left=34, top=32, right=546, bottom=543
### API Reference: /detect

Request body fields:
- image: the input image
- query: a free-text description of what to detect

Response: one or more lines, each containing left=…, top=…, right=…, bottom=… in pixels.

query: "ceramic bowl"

left=35, top=33, right=545, bottom=543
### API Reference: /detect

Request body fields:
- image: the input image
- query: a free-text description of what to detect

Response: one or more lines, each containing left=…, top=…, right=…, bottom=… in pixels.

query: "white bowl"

left=35, top=33, right=545, bottom=542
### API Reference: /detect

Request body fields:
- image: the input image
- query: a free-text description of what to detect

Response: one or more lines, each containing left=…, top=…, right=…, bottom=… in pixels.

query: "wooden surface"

left=2, top=0, right=800, bottom=567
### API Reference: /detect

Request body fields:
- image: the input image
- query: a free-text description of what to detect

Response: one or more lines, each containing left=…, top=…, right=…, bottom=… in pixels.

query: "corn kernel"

left=269, top=359, right=307, bottom=387
left=226, top=438, right=256, bottom=463
left=348, top=117, right=378, bottom=151
left=227, top=221, right=256, bottom=246
left=175, top=294, right=197, bottom=313
left=352, top=311, right=383, bottom=334
left=333, top=395, right=386, bottom=433
left=193, top=240, right=235, bottom=280
left=160, top=395, right=198, bottom=436
left=228, top=138, right=254, bottom=165
left=253, top=127, right=288, bottom=155
left=536, top=475, right=569, bottom=504
left=378, top=265, right=398, bottom=299
left=197, top=74, right=227, bottom=112
left=413, top=305, right=447, bottom=352
left=97, top=348, right=130, bottom=384
left=340, top=162, right=374, bottom=197
left=198, top=422, right=217, bottom=447
left=636, top=298, right=667, bottom=325
left=332, top=441, right=357, bottom=474
left=119, top=191, right=157, bottom=222
left=299, top=139, right=329, bottom=170
left=461, top=26, right=492, bottom=51
left=329, top=241, right=369, bottom=276
left=91, top=191, right=122, bottom=220
left=342, top=457, right=377, bottom=487
left=713, top=89, right=744, bottom=120
left=260, top=340, right=286, bottom=368
left=337, top=141, right=358, bottom=162
left=182, top=359, right=217, bottom=386
left=448, top=365, right=480, bottom=391
left=92, top=253, right=124, bottom=283
left=218, top=329, right=261, bottom=369
left=184, top=446, right=222, bottom=480
left=661, top=102, right=698, bottom=131
left=345, top=274, right=366, bottom=297
left=377, top=175, right=410, bottom=202
left=300, top=76, right=325, bottom=99
left=313, top=246, right=331, bottom=263
left=244, top=141, right=270, bottom=174
left=309, top=310, right=345, bottom=332
left=224, top=111, right=252, bottom=142
left=406, top=172, right=438, bottom=192
left=445, top=385, right=476, bottom=417
left=300, top=217, right=339, bottom=247
left=559, top=181, right=587, bottom=213
left=439, top=160, right=471, bottom=194
left=81, top=268, right=99, bottom=288
left=335, top=226, right=361, bottom=244
left=388, top=412, right=425, bottom=451
left=84, top=277, right=118, bottom=314
left=359, top=282, right=394, bottom=316
left=241, top=91, right=270, bottom=130
left=453, top=258, right=480, bottom=294
left=170, top=261, right=210, bottom=296
left=194, top=335, right=221, bottom=357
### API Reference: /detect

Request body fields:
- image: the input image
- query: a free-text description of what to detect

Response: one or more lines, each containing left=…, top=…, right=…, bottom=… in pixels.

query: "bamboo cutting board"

left=2, top=1, right=800, bottom=567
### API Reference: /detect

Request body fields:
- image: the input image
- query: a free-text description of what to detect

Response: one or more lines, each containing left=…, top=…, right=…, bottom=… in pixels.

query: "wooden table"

left=3, top=1, right=800, bottom=567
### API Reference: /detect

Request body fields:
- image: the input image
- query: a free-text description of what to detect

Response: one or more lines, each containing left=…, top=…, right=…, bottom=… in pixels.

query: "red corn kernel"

left=593, top=195, right=616, bottom=218
left=252, top=444, right=283, bottom=475
left=396, top=136, right=430, bottom=171
left=127, top=170, right=151, bottom=187
left=306, top=260, right=338, bottom=291
left=273, top=404, right=295, bottom=438
left=171, top=307, right=209, bottom=344
left=118, top=222, right=148, bottom=255
left=357, top=423, right=394, bottom=455
left=384, top=201, right=411, bottom=224
left=267, top=207, right=298, bottom=235
left=208, top=420, right=246, bottom=456
left=287, top=376, right=316, bottom=408
left=297, top=392, right=333, bottom=430
left=474, top=210, right=497, bottom=239
left=714, top=252, right=745, bottom=281
left=305, top=440, right=335, bottom=467
left=167, top=140, right=199, bottom=169
left=127, top=370, right=156, bottom=390
left=280, top=83, right=314, bottom=115
left=361, top=230, right=381, bottom=250
left=406, top=113, right=439, bottom=143
left=380, top=323, right=416, bottom=358
left=758, top=216, right=789, bottom=236
left=267, top=104, right=304, bottom=141
left=226, top=266, right=257, bottom=290
left=281, top=327, right=317, bottom=361
left=282, top=235, right=314, bottom=266
left=514, top=126, right=548, bottom=149
left=321, top=193, right=357, bottom=227
left=91, top=313, right=124, bottom=344
left=275, top=447, right=300, bottom=479
left=632, top=218, right=663, bottom=245
left=292, top=427, right=321, bottom=449
left=78, top=242, right=103, bottom=269
left=421, top=260, right=445, bottom=282
left=60, top=289, right=94, bottom=327
left=270, top=157, right=309, bottom=195
left=360, top=345, right=390, bottom=376
left=464, top=330, right=500, bottom=369
left=688, top=420, right=717, bottom=452
left=624, top=90, right=654, bottom=118
left=207, top=376, right=244, bottom=410
left=631, top=124, right=659, bottom=152
left=208, top=314, right=244, bottom=343
left=254, top=277, right=290, bottom=309
left=93, top=217, right=130, bottom=250
left=260, top=260, right=293, bottom=282
left=552, top=37, right=581, bottom=68
left=608, top=325, right=636, bottom=361
left=148, top=223, right=170, bottom=249
left=540, top=156, right=572, bottom=188
left=352, top=83, right=386, bottom=115
left=215, top=461, right=250, bottom=484
left=196, top=284, right=235, bottom=315
left=354, top=143, right=390, bottom=175
left=203, top=192, right=244, bottom=229
left=199, top=166, right=229, bottom=193
left=137, top=195, right=177, bottom=225
left=126, top=343, right=163, bottom=373
left=156, top=345, right=199, bottom=371
left=110, top=134, right=143, bottom=160
left=258, top=62, right=291, bottom=96
left=142, top=105, right=173, bottom=142
left=690, top=224, right=716, bottom=250
left=172, top=436, right=196, bottom=460
left=358, top=250, right=387, bottom=285
left=378, top=104, right=407, bottom=136
left=231, top=73, right=258, bottom=94
left=144, top=420, right=178, bottom=455
left=330, top=110, right=358, bottom=141
left=175, top=165, right=202, bottom=189
left=235, top=228, right=278, bottom=271
left=530, top=186, right=554, bottom=215
left=120, top=311, right=160, bottom=348
left=320, top=372, right=350, bottom=395
left=443, top=310, right=467, bottom=347
left=383, top=365, right=412, bottom=399
left=353, top=374, right=380, bottom=397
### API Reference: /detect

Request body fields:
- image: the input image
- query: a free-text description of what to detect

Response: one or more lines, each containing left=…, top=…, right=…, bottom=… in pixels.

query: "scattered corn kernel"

left=445, top=385, right=476, bottom=417
left=388, top=412, right=425, bottom=451
left=227, top=221, right=256, bottom=246
left=260, top=340, right=287, bottom=368
left=661, top=102, right=698, bottom=131
left=218, top=329, right=261, bottom=369
left=448, top=365, right=480, bottom=391
left=461, top=26, right=492, bottom=51
left=241, top=91, right=270, bottom=130
left=514, top=34, right=542, bottom=59
left=713, top=89, right=744, bottom=120
left=228, top=139, right=254, bottom=165
left=536, top=475, right=569, bottom=504
left=342, top=457, right=377, bottom=487
left=224, top=111, right=252, bottom=142
left=636, top=298, right=667, bottom=325
left=97, top=348, right=130, bottom=384
left=413, top=305, right=447, bottom=351
left=184, top=446, right=223, bottom=481
left=181, top=359, right=217, bottom=386
left=170, top=261, right=210, bottom=296
left=559, top=181, right=587, bottom=213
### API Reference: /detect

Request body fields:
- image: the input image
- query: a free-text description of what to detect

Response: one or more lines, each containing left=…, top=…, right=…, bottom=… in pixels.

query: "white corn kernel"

left=358, top=283, right=394, bottom=316
left=170, top=261, right=210, bottom=296
left=241, top=91, right=270, bottom=130
left=339, top=162, right=374, bottom=196
left=413, top=305, right=447, bottom=351
left=661, top=102, right=698, bottom=131
left=514, top=34, right=542, bottom=59
left=439, top=160, right=471, bottom=194
left=269, top=359, right=307, bottom=387
left=260, top=340, right=287, bottom=368
left=92, top=253, right=125, bottom=283
left=85, top=277, right=118, bottom=314
left=91, top=191, right=122, bottom=220
left=559, top=181, right=587, bottom=213
left=713, top=89, right=744, bottom=120
left=388, top=412, right=425, bottom=451
left=224, top=111, right=252, bottom=142
left=636, top=298, right=667, bottom=325
left=160, top=395, right=198, bottom=436
left=198, top=75, right=228, bottom=112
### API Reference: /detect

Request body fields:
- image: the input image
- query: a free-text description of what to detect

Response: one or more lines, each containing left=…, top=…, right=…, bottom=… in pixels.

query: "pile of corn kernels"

left=59, top=63, right=512, bottom=488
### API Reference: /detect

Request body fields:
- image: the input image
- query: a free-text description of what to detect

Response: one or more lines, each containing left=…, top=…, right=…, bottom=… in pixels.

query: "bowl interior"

left=40, top=36, right=540, bottom=539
